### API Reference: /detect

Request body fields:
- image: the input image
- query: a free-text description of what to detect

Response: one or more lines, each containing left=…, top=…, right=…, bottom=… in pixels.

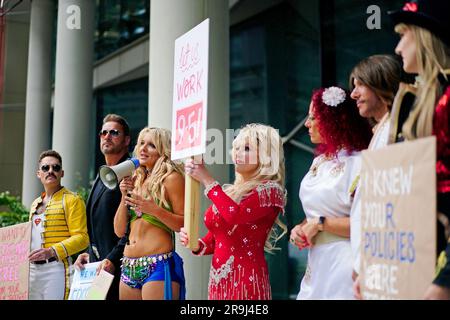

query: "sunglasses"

left=40, top=164, right=62, bottom=173
left=99, top=129, right=120, bottom=137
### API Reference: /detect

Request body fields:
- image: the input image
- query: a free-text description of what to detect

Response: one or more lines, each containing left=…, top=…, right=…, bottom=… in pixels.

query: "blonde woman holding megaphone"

left=113, top=127, right=186, bottom=300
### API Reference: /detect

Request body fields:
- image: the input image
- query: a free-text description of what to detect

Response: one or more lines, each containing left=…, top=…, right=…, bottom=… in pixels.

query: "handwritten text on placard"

left=171, top=19, right=209, bottom=160
left=360, top=138, right=436, bottom=299
left=175, top=102, right=203, bottom=151
left=0, top=222, right=31, bottom=300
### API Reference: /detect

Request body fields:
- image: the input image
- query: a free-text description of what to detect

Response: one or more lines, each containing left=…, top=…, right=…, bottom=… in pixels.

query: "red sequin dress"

left=434, top=85, right=450, bottom=194
left=433, top=82, right=450, bottom=287
left=194, top=181, right=286, bottom=300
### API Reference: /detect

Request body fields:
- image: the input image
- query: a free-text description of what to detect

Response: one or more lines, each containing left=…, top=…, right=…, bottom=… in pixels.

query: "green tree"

left=0, top=192, right=29, bottom=227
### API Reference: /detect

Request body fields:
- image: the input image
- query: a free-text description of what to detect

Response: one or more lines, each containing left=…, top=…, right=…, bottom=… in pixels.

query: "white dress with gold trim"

left=297, top=149, right=361, bottom=300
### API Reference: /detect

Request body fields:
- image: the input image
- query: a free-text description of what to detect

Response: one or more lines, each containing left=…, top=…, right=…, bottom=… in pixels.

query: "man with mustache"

left=28, top=150, right=89, bottom=300
left=74, top=114, right=131, bottom=300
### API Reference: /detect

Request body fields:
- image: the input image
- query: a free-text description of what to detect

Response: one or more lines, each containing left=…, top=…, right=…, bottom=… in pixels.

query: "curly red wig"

left=311, top=87, right=372, bottom=156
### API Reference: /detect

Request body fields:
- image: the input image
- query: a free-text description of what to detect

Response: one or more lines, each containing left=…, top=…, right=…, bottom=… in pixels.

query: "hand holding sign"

left=96, top=259, right=115, bottom=275
left=184, top=157, right=215, bottom=186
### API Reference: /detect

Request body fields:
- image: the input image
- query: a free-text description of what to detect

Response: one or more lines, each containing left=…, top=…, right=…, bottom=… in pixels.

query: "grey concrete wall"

left=0, top=12, right=30, bottom=198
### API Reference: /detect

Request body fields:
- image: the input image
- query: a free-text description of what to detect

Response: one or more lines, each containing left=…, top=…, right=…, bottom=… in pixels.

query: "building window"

left=95, top=0, right=149, bottom=60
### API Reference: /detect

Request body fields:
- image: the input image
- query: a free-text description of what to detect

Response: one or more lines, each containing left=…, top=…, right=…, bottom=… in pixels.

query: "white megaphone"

left=99, top=158, right=140, bottom=190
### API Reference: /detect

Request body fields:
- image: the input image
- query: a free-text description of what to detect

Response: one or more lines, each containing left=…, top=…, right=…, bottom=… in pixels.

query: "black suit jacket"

left=86, top=154, right=129, bottom=268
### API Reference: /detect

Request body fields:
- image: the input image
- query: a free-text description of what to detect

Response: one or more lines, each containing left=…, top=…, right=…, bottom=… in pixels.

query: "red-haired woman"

left=290, top=86, right=372, bottom=299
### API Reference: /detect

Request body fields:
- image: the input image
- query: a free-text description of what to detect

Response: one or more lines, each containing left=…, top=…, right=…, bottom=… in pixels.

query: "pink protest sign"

left=171, top=19, right=209, bottom=160
left=174, top=102, right=203, bottom=151
left=0, top=222, right=31, bottom=300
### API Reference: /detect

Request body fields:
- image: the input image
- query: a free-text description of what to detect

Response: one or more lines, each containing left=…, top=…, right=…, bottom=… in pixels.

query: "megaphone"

left=99, top=158, right=140, bottom=190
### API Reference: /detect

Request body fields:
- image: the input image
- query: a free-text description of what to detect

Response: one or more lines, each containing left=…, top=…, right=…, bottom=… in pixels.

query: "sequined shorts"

left=120, top=252, right=182, bottom=289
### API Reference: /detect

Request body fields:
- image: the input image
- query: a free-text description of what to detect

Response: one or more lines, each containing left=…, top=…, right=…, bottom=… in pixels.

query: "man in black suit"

left=74, top=114, right=131, bottom=300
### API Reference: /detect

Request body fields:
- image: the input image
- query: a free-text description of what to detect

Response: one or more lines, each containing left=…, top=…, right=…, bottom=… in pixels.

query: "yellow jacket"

left=29, top=187, right=89, bottom=260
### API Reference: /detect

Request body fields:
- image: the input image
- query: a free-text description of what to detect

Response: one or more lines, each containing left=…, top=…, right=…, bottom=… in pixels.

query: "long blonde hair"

left=132, top=127, right=184, bottom=208
left=225, top=123, right=287, bottom=253
left=395, top=23, right=450, bottom=139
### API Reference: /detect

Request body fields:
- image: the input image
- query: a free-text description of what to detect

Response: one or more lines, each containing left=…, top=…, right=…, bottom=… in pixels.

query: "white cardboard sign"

left=171, top=19, right=209, bottom=160
left=68, top=262, right=101, bottom=300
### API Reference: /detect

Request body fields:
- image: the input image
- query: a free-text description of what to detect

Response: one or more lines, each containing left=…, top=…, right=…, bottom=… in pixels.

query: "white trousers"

left=29, top=260, right=70, bottom=300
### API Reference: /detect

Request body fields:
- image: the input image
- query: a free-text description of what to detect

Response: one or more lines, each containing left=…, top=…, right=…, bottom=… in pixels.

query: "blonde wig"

left=132, top=127, right=184, bottom=208
left=395, top=23, right=450, bottom=139
left=225, top=123, right=287, bottom=253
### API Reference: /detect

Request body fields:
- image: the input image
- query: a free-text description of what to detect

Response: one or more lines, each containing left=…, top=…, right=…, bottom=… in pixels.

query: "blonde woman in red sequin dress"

left=180, top=123, right=287, bottom=300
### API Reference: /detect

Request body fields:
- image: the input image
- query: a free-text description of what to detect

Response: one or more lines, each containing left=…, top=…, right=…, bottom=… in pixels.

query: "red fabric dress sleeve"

left=434, top=86, right=450, bottom=193
left=206, top=181, right=286, bottom=225
left=193, top=230, right=215, bottom=256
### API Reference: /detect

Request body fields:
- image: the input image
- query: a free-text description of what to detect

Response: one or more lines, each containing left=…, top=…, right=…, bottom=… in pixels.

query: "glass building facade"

left=95, top=0, right=150, bottom=60
left=92, top=0, right=404, bottom=299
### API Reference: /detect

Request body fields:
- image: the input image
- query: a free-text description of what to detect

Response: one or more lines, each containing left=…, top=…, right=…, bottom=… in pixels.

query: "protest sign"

left=172, top=19, right=210, bottom=249
left=85, top=269, right=114, bottom=300
left=0, top=222, right=31, bottom=300
left=171, top=18, right=209, bottom=161
left=360, top=137, right=436, bottom=299
left=68, top=261, right=101, bottom=300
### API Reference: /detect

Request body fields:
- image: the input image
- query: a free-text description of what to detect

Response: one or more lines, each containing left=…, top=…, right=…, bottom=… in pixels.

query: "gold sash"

left=314, top=231, right=348, bottom=246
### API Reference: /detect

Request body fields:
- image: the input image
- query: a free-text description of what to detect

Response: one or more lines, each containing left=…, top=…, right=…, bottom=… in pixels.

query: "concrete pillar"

left=22, top=0, right=55, bottom=206
left=52, top=0, right=95, bottom=190
left=148, top=0, right=229, bottom=299
left=0, top=1, right=29, bottom=198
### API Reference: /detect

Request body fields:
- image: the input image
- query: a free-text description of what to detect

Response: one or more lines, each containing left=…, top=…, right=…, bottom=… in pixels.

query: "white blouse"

left=297, top=149, right=361, bottom=300
left=300, top=149, right=361, bottom=220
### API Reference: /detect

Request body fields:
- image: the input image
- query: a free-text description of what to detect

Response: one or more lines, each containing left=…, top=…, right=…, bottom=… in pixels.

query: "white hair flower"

left=322, top=86, right=346, bottom=107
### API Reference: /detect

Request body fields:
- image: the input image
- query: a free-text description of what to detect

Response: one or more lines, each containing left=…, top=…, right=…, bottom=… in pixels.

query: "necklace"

left=309, top=154, right=334, bottom=177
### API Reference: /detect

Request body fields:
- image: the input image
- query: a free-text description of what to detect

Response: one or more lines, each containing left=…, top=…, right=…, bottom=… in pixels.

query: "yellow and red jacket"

left=29, top=187, right=89, bottom=260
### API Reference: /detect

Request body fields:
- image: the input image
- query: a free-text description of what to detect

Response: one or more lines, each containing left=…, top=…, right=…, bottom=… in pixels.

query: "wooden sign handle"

left=184, top=172, right=201, bottom=250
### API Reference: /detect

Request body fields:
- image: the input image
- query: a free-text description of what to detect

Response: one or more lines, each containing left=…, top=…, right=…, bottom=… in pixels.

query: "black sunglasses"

left=99, top=129, right=120, bottom=137
left=41, top=164, right=62, bottom=173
